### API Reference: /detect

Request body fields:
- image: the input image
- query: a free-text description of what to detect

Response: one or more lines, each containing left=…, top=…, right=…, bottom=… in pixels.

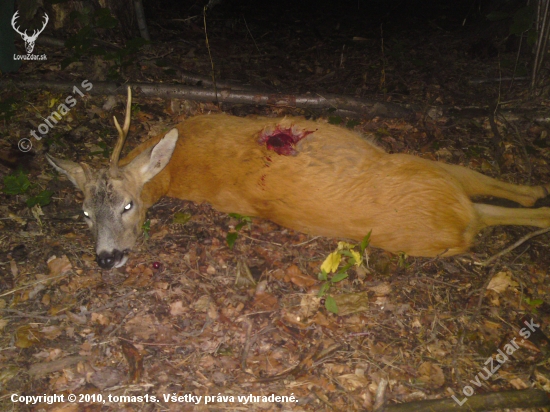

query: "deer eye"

left=83, top=210, right=90, bottom=218
left=123, top=202, right=133, bottom=213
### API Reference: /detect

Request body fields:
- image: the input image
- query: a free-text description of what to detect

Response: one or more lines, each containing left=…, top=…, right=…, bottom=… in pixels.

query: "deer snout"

left=96, top=250, right=125, bottom=269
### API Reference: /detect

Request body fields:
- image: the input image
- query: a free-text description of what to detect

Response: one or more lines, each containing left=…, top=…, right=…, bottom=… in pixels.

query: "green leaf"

left=525, top=298, right=543, bottom=307
left=510, top=6, right=534, bottom=35
left=340, top=250, right=353, bottom=258
left=328, top=116, right=343, bottom=125
left=142, top=219, right=151, bottom=240
left=318, top=282, right=331, bottom=297
left=26, top=190, right=53, bottom=208
left=346, top=119, right=360, bottom=129
left=318, top=269, right=328, bottom=281
left=3, top=171, right=31, bottom=195
left=226, top=232, right=238, bottom=249
left=360, top=231, right=372, bottom=254
left=324, top=296, right=339, bottom=314
left=331, top=272, right=349, bottom=283
left=95, top=8, right=118, bottom=29
left=235, top=221, right=246, bottom=231
left=173, top=212, right=192, bottom=225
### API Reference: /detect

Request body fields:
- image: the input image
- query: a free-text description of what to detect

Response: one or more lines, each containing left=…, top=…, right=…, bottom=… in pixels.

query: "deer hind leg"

left=437, top=163, right=549, bottom=207
left=474, top=203, right=550, bottom=229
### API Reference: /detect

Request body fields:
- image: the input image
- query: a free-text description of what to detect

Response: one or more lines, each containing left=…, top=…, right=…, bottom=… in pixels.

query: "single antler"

left=110, top=87, right=132, bottom=178
left=35, top=13, right=49, bottom=39
left=11, top=11, right=25, bottom=37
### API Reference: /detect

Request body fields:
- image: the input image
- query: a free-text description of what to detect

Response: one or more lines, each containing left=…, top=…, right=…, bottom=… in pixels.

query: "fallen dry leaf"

left=333, top=292, right=370, bottom=316
left=487, top=271, right=518, bottom=294
left=337, top=373, right=369, bottom=391
left=284, top=264, right=316, bottom=287
left=170, top=300, right=187, bottom=316
left=418, top=361, right=445, bottom=388
left=47, top=255, right=72, bottom=276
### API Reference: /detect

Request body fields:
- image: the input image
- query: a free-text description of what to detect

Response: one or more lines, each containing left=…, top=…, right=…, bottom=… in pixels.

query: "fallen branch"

left=0, top=79, right=414, bottom=118
left=382, top=389, right=550, bottom=412
left=476, top=227, right=550, bottom=266
left=29, top=355, right=87, bottom=377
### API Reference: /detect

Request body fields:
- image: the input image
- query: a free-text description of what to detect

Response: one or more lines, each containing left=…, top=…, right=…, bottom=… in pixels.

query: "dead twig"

left=476, top=227, right=550, bottom=267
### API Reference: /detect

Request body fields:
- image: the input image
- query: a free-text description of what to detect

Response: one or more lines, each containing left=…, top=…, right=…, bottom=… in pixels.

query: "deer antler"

left=11, top=11, right=26, bottom=37
left=34, top=13, right=49, bottom=39
left=110, top=87, right=132, bottom=178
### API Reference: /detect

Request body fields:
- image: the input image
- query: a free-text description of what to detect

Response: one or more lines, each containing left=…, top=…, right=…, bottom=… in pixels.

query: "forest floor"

left=1, top=1, right=550, bottom=411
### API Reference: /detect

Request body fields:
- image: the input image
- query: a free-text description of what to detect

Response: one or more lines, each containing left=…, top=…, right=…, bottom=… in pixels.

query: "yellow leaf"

left=337, top=241, right=354, bottom=250
left=321, top=252, right=341, bottom=273
left=349, top=249, right=362, bottom=266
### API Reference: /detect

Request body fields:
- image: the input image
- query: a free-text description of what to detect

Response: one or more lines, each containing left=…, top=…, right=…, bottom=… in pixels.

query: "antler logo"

left=12, top=11, right=49, bottom=54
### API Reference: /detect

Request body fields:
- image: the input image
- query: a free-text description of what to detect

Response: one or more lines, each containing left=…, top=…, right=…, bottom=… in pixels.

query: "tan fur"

left=116, top=114, right=550, bottom=257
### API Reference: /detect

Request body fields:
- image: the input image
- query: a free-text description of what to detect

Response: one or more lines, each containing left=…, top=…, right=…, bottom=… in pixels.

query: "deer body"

left=47, top=89, right=550, bottom=268
left=124, top=115, right=481, bottom=257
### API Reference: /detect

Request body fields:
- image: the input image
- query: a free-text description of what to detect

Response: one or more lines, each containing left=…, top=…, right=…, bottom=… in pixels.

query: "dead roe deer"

left=46, top=88, right=550, bottom=269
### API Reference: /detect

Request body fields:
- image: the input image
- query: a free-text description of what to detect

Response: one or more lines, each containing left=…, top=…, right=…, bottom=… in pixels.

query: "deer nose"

left=96, top=250, right=123, bottom=269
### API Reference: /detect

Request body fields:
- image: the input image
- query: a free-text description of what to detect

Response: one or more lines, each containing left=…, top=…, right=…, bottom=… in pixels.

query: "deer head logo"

left=12, top=11, right=49, bottom=54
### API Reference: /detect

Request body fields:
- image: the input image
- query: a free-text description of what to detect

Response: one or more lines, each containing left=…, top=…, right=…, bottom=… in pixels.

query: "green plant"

left=487, top=5, right=536, bottom=45
left=524, top=297, right=543, bottom=314
left=142, top=219, right=151, bottom=240
left=2, top=171, right=52, bottom=207
left=226, top=213, right=252, bottom=249
left=318, top=232, right=371, bottom=314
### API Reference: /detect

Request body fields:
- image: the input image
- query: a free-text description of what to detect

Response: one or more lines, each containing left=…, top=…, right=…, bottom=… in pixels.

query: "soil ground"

left=1, top=0, right=550, bottom=411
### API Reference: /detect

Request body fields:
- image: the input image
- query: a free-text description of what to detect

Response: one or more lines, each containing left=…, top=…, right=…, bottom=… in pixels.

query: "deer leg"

left=437, top=163, right=549, bottom=207
left=474, top=204, right=550, bottom=229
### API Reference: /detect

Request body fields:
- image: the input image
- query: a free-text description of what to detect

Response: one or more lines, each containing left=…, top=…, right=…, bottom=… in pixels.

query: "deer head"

left=12, top=11, right=49, bottom=54
left=46, top=87, right=179, bottom=269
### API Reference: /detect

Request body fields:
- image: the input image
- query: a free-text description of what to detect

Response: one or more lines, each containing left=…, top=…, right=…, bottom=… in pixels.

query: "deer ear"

left=124, top=129, right=178, bottom=185
left=46, top=154, right=91, bottom=191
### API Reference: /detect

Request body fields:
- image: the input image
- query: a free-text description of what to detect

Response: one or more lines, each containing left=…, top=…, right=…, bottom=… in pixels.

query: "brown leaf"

left=122, top=266, right=153, bottom=288
left=337, top=373, right=369, bottom=391
left=333, top=292, right=370, bottom=316
left=47, top=255, right=72, bottom=276
left=170, top=301, right=187, bottom=316
left=487, top=271, right=518, bottom=294
left=252, top=290, right=279, bottom=311
left=120, top=340, right=143, bottom=383
left=41, top=325, right=62, bottom=340
left=284, top=264, right=316, bottom=287
left=125, top=315, right=158, bottom=340
left=88, top=367, right=126, bottom=390
left=15, top=325, right=43, bottom=348
left=418, top=362, right=445, bottom=388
